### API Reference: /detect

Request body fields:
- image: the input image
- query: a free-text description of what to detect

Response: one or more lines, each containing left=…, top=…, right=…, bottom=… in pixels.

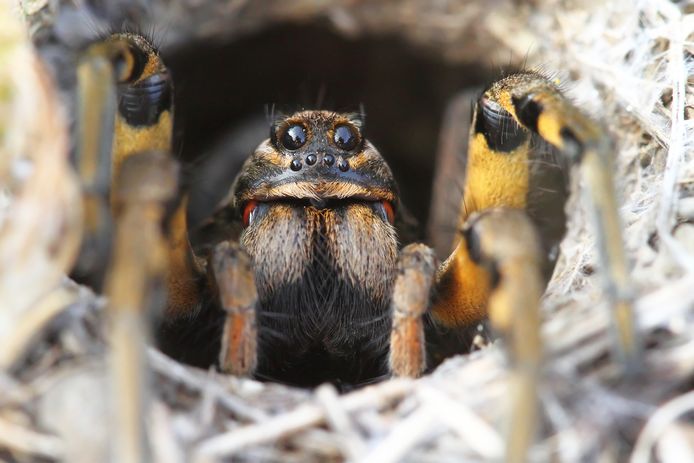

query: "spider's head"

left=230, top=111, right=401, bottom=384
left=232, top=110, right=397, bottom=227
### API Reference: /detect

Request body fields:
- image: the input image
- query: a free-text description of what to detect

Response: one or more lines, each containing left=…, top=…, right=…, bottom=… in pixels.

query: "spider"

left=71, top=31, right=641, bottom=461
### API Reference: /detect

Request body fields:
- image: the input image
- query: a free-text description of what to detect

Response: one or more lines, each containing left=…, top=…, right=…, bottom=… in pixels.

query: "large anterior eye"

left=333, top=124, right=359, bottom=150
left=280, top=124, right=307, bottom=150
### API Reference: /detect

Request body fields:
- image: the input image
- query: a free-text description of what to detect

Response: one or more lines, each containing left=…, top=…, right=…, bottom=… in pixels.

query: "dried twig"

left=193, top=379, right=413, bottom=462
left=631, top=391, right=694, bottom=463
left=0, top=413, right=64, bottom=460
left=0, top=285, right=78, bottom=370
left=654, top=5, right=693, bottom=272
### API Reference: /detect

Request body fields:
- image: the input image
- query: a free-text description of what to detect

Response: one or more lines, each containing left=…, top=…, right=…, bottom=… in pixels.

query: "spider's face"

left=233, top=110, right=397, bottom=219
left=231, top=110, right=400, bottom=385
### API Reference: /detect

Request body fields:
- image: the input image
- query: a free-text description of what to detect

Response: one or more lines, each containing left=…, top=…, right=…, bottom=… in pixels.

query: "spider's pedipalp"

left=212, top=241, right=258, bottom=376
left=389, top=243, right=438, bottom=378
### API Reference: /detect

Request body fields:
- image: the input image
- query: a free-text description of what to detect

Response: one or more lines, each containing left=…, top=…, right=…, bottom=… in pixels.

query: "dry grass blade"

left=0, top=0, right=82, bottom=345
left=0, top=413, right=65, bottom=460
left=0, top=286, right=79, bottom=371
left=415, top=385, right=503, bottom=459
left=631, top=391, right=694, bottom=463
left=193, top=379, right=413, bottom=461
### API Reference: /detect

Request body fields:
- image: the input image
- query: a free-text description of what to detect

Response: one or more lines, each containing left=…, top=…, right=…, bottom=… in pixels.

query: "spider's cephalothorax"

left=233, top=111, right=400, bottom=386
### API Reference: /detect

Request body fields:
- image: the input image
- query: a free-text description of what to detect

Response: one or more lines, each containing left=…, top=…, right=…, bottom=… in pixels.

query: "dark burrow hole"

left=164, top=23, right=493, bottom=231
left=158, top=22, right=500, bottom=387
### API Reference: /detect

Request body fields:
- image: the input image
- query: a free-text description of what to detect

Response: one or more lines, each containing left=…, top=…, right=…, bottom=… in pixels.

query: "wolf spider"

left=71, top=31, right=641, bottom=461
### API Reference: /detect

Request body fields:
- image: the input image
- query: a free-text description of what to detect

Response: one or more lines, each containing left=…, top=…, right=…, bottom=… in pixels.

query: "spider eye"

left=280, top=124, right=307, bottom=150
left=333, top=124, right=359, bottom=150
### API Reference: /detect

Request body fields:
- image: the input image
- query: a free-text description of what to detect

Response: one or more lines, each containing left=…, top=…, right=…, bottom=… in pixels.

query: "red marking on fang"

left=242, top=200, right=259, bottom=228
left=382, top=201, right=395, bottom=225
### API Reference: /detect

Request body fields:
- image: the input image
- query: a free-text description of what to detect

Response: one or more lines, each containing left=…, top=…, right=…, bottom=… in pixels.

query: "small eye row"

left=289, top=153, right=350, bottom=172
left=274, top=122, right=361, bottom=152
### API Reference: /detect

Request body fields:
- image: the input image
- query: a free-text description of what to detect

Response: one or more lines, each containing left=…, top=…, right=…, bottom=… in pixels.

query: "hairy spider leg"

left=463, top=209, right=544, bottom=463
left=82, top=34, right=258, bottom=377
left=76, top=33, right=204, bottom=316
left=389, top=207, right=544, bottom=459
left=106, top=151, right=179, bottom=462
left=431, top=72, right=639, bottom=373
left=73, top=41, right=120, bottom=285
left=417, top=72, right=639, bottom=462
left=110, top=33, right=203, bottom=318
left=74, top=34, right=198, bottom=461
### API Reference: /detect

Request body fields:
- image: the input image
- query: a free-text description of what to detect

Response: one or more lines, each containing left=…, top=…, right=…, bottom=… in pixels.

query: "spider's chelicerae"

left=72, top=31, right=641, bottom=460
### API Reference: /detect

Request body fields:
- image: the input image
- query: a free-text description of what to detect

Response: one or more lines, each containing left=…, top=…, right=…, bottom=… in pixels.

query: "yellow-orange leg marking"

left=389, top=244, right=437, bottom=378
left=212, top=241, right=258, bottom=376
left=464, top=209, right=544, bottom=463
left=76, top=34, right=173, bottom=189
left=106, top=151, right=179, bottom=463
left=431, top=239, right=492, bottom=327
